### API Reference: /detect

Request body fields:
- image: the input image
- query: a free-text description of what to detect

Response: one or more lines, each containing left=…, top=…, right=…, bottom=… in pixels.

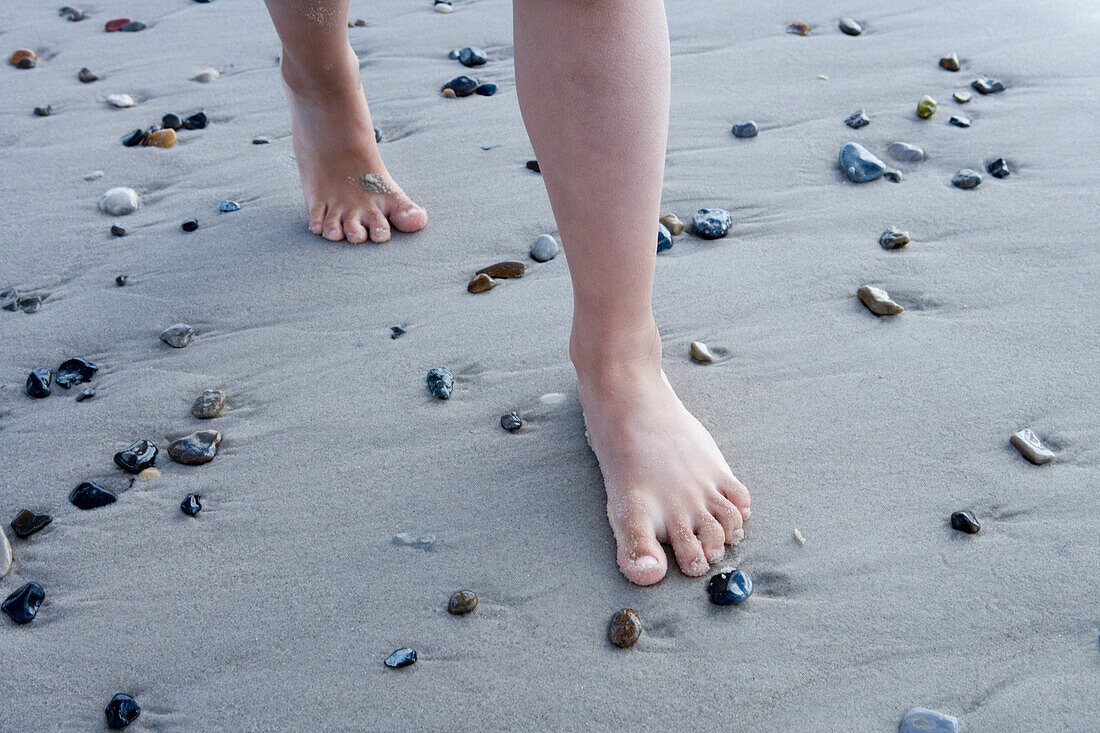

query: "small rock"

left=916, top=95, right=937, bottom=119
left=2, top=583, right=44, bottom=624
left=950, top=510, right=980, bottom=534
left=839, top=142, right=886, bottom=182
left=253, top=137, right=269, bottom=145
left=1010, top=428, right=1055, bottom=465
left=120, top=20, right=146, bottom=32
left=793, top=528, right=806, bottom=545
left=608, top=608, right=642, bottom=648
left=0, top=288, right=16, bottom=311
left=948, top=115, right=971, bottom=128
left=104, top=694, right=141, bottom=729
left=353, top=19, right=367, bottom=27
left=385, top=648, right=417, bottom=668
left=899, top=707, right=958, bottom=733
left=971, top=76, right=1005, bottom=94
left=987, top=158, right=1010, bottom=178
left=18, top=295, right=42, bottom=314
left=787, top=21, right=810, bottom=36
left=147, top=128, right=176, bottom=147
left=887, top=142, right=924, bottom=163
left=69, top=481, right=117, bottom=510
left=857, top=285, right=904, bottom=316
left=530, top=234, right=559, bottom=262
left=427, top=367, right=454, bottom=399
left=838, top=18, right=863, bottom=36
left=56, top=357, right=98, bottom=388
left=659, top=213, right=684, bottom=235
left=501, top=412, right=523, bottom=431
left=121, top=128, right=147, bottom=147
left=182, top=219, right=199, bottom=232
left=138, top=468, right=160, bottom=481
left=447, top=590, right=478, bottom=615
left=844, top=109, right=870, bottom=129
left=374, top=127, right=381, bottom=142
left=180, top=494, right=203, bottom=516
left=11, top=510, right=51, bottom=539
left=477, top=261, right=525, bottom=279
left=434, top=0, right=453, bottom=13
left=939, top=53, right=960, bottom=72
left=78, top=67, right=98, bottom=83
left=525, top=159, right=540, bottom=173
left=390, top=326, right=406, bottom=339
left=77, top=386, right=96, bottom=401
left=467, top=273, right=497, bottom=293
left=392, top=532, right=436, bottom=551
left=161, top=113, right=183, bottom=130
left=85, top=170, right=105, bottom=180
left=879, top=227, right=910, bottom=250
left=9, top=49, right=36, bottom=67
left=183, top=110, right=208, bottom=130
left=1, top=528, right=10, bottom=578
left=100, top=187, right=140, bottom=215
left=952, top=169, right=982, bottom=189
left=33, top=105, right=53, bottom=117
left=884, top=169, right=903, bottom=183
left=474, top=82, right=498, bottom=96
left=114, top=439, right=158, bottom=474
left=107, top=93, right=136, bottom=108
left=192, top=389, right=227, bottom=418
left=111, top=223, right=128, bottom=236
left=193, top=67, right=220, bottom=83
left=731, top=120, right=758, bottom=138
left=442, top=75, right=479, bottom=97
left=707, top=568, right=753, bottom=605
left=59, top=7, right=86, bottom=21
left=953, top=91, right=972, bottom=104
left=104, top=18, right=131, bottom=32
left=657, top=222, right=673, bottom=252
left=458, top=46, right=487, bottom=67
left=14, top=56, right=36, bottom=69
left=115, top=275, right=128, bottom=286
left=160, top=323, right=195, bottom=348
left=692, top=208, right=732, bottom=239
left=219, top=200, right=240, bottom=212
left=25, top=368, right=52, bottom=398
left=168, top=430, right=222, bottom=465
left=690, top=341, right=716, bottom=363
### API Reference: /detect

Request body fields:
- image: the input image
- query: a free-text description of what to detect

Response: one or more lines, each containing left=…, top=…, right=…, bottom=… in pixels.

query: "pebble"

left=447, top=590, right=478, bottom=615
left=115, top=275, right=128, bottom=286
left=25, top=368, right=52, bottom=398
left=56, top=357, right=98, bottom=388
left=838, top=18, right=863, bottom=36
left=879, top=226, right=910, bottom=250
left=111, top=224, right=128, bottom=236
left=168, top=430, right=222, bottom=465
left=500, top=412, right=523, bottom=431
left=950, top=510, right=980, bottom=534
left=887, top=142, right=924, bottom=163
left=78, top=67, right=99, bottom=83
left=193, top=67, right=220, bottom=83
left=107, top=93, right=136, bottom=108
left=104, top=18, right=131, bottom=32
left=60, top=7, right=86, bottom=21
left=442, top=75, right=479, bottom=97
left=525, top=159, right=540, bottom=173
left=659, top=213, right=684, bottom=236
left=1, top=528, right=10, bottom=578
left=458, top=46, right=487, bottom=67
left=987, top=157, right=1010, bottom=178
left=434, top=0, right=453, bottom=13
left=33, top=106, right=53, bottom=117
left=390, top=326, right=406, bottom=339
left=0, top=288, right=16, bottom=311
left=219, top=200, right=240, bottom=212
left=787, top=22, right=810, bottom=36
left=160, top=323, right=195, bottom=348
left=838, top=142, right=886, bottom=183
left=844, top=109, right=870, bottom=129
left=14, top=56, right=36, bottom=69
left=692, top=208, right=732, bottom=239
left=857, top=285, right=904, bottom=316
left=253, top=137, right=269, bottom=145
left=467, top=273, right=497, bottom=293
left=10, top=49, right=36, bottom=67
left=427, top=367, right=454, bottom=399
left=392, top=532, right=436, bottom=551
left=948, top=115, right=971, bottom=128
left=707, top=568, right=754, bottom=605
left=85, top=170, right=105, bottom=181
left=11, top=510, right=51, bottom=539
left=939, top=53, right=960, bottom=72
left=530, top=233, right=559, bottom=262
left=954, top=91, right=972, bottom=104
left=1010, top=428, right=1055, bottom=465
left=2, top=583, right=45, bottom=624
left=608, top=608, right=642, bottom=648
left=69, top=481, right=117, bottom=510
left=161, top=113, right=183, bottom=130
left=916, top=95, right=937, bottom=119
left=192, top=389, right=227, bottom=419
left=657, top=222, right=673, bottom=252
left=121, top=129, right=147, bottom=147
left=100, top=187, right=140, bottom=215
left=385, top=648, right=417, bottom=668
left=374, top=127, right=381, bottom=142
left=138, top=468, right=161, bottom=481
left=147, top=128, right=177, bottom=147
left=474, top=82, right=498, bottom=96
left=971, top=76, right=1005, bottom=94
left=900, top=707, right=958, bottom=733
left=18, top=295, right=42, bottom=313
left=690, top=341, right=716, bottom=363
left=952, top=169, right=982, bottom=189
left=77, top=386, right=96, bottom=401
left=180, top=494, right=203, bottom=516
left=793, top=528, right=806, bottom=545
left=731, top=120, right=758, bottom=138
left=104, top=694, right=141, bottom=729
left=182, top=219, right=199, bottom=232
left=477, top=261, right=525, bottom=279
left=183, top=110, right=208, bottom=130
left=119, top=20, right=145, bottom=32
left=114, top=439, right=158, bottom=474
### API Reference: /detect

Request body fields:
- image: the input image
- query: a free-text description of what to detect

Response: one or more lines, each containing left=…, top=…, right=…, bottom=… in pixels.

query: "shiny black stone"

left=69, top=481, right=117, bottom=510
left=161, top=113, right=183, bottom=130
left=707, top=568, right=753, bottom=606
left=26, top=368, right=51, bottom=398
left=111, top=224, right=127, bottom=236
left=11, top=510, right=52, bottom=538
left=426, top=367, right=454, bottom=399
left=374, top=127, right=382, bottom=142
left=181, top=494, right=203, bottom=516
left=950, top=510, right=980, bottom=534
left=390, top=326, right=405, bottom=339
left=56, top=357, right=98, bottom=388
left=501, top=412, right=523, bottom=431
left=182, top=110, right=207, bottom=130
left=181, top=219, right=199, bottom=232
left=971, top=76, right=1005, bottom=94
left=122, top=128, right=147, bottom=147
left=104, top=694, right=141, bottom=729
left=34, top=105, right=52, bottom=117
left=115, top=274, right=128, bottom=286
left=458, top=46, right=488, bottom=67
left=442, top=75, right=479, bottom=97
left=474, top=82, right=498, bottom=96
left=114, top=439, right=158, bottom=474
left=120, top=20, right=145, bottom=32
left=384, top=648, right=417, bottom=668
left=987, top=157, right=1010, bottom=178
left=15, top=57, right=35, bottom=69
left=2, top=583, right=45, bottom=624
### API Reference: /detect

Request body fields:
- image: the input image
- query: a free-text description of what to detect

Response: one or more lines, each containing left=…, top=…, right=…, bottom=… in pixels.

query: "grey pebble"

left=192, top=389, right=227, bottom=419
left=731, top=120, right=758, bottom=138
left=844, top=109, right=870, bottom=129
left=168, top=429, right=222, bottom=465
left=948, top=115, right=971, bottom=128
left=838, top=18, right=863, bottom=35
left=160, top=323, right=195, bottom=348
left=886, top=142, right=924, bottom=163
left=971, top=76, right=1006, bottom=94
left=900, top=708, right=958, bottom=733
left=952, top=169, right=982, bottom=189
left=393, top=532, right=436, bottom=551
left=530, top=233, right=559, bottom=262
left=839, top=142, right=886, bottom=182
left=879, top=227, right=910, bottom=249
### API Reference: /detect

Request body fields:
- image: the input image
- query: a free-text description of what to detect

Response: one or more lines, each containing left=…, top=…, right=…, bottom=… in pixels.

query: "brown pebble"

left=659, top=213, right=684, bottom=236
left=33, top=106, right=52, bottom=117
left=608, top=608, right=642, bottom=648
left=939, top=53, right=960, bottom=72
left=9, top=49, right=36, bottom=66
left=467, top=273, right=497, bottom=293
left=787, top=22, right=811, bottom=36
left=147, top=128, right=177, bottom=148
left=442, top=88, right=457, bottom=98
left=476, top=261, right=526, bottom=279
left=447, top=590, right=478, bottom=615
left=953, top=91, right=972, bottom=104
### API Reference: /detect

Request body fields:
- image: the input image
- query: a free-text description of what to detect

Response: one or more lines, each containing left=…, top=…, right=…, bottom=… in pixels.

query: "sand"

left=2, top=0, right=1099, bottom=729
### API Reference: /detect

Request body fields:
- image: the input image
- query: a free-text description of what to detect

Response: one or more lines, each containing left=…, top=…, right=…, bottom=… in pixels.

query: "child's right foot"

left=280, top=49, right=427, bottom=243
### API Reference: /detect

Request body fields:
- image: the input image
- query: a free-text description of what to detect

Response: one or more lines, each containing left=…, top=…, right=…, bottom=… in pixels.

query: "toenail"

left=633, top=555, right=659, bottom=570
left=742, top=506, right=751, bottom=520
left=689, top=556, right=708, bottom=573
left=706, top=548, right=725, bottom=563
left=730, top=528, right=745, bottom=545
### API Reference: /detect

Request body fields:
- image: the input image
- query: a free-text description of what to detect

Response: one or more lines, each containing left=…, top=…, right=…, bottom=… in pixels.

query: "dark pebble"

left=10, top=510, right=52, bottom=539
left=114, top=439, right=158, bottom=474
left=161, top=113, right=183, bottom=130
left=1, top=288, right=17, bottom=310
left=182, top=219, right=199, bottom=232
left=191, top=389, right=227, bottom=419
left=77, top=386, right=96, bottom=401
left=56, top=357, right=98, bottom=388
left=442, top=75, right=479, bottom=97
left=950, top=510, right=980, bottom=534
left=838, top=17, right=863, bottom=36
left=33, top=106, right=52, bottom=117
left=252, top=137, right=269, bottom=145
left=115, top=274, right=128, bottom=286
left=181, top=494, right=203, bottom=516
left=952, top=169, right=982, bottom=189
left=111, top=224, right=127, bottom=236
left=884, top=169, right=903, bottom=183
left=477, top=261, right=525, bottom=279
left=731, top=120, right=758, bottom=138
left=104, top=694, right=141, bottom=729
left=219, top=200, right=240, bottom=212
left=971, top=76, right=1005, bottom=94
left=692, top=208, right=733, bottom=239
left=447, top=590, right=478, bottom=615
left=390, top=326, right=406, bottom=339
left=168, top=430, right=222, bottom=465
left=707, top=568, right=753, bottom=605
left=948, top=115, right=971, bottom=128
left=987, top=157, right=1011, bottom=178
left=18, top=295, right=42, bottom=313
left=608, top=608, right=643, bottom=648
left=60, top=6, right=86, bottom=21
left=15, top=57, right=35, bottom=69
left=474, top=82, right=498, bottom=96
left=844, top=109, right=870, bottom=129
left=657, top=222, right=672, bottom=252
left=500, top=411, right=523, bottom=431
left=183, top=110, right=208, bottom=130
left=121, top=128, right=147, bottom=147
left=374, top=127, right=381, bottom=142
left=2, top=583, right=45, bottom=624
left=120, top=20, right=146, bottom=32
left=940, top=54, right=961, bottom=72
left=25, top=368, right=52, bottom=398
left=384, top=648, right=417, bottom=668
left=69, top=481, right=117, bottom=510
left=526, top=159, right=540, bottom=173
left=458, top=46, right=488, bottom=67
left=427, top=367, right=454, bottom=399
left=79, top=67, right=98, bottom=83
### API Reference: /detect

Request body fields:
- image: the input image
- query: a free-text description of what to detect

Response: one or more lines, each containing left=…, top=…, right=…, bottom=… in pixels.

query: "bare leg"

left=513, top=0, right=750, bottom=585
left=263, top=0, right=427, bottom=243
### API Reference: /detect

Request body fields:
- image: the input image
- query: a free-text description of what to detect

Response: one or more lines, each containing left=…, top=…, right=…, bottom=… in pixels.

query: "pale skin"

left=263, top=0, right=750, bottom=585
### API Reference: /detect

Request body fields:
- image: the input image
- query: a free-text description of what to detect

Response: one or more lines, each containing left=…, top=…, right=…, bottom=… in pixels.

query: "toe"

left=323, top=209, right=345, bottom=241
left=607, top=496, right=667, bottom=586
left=695, top=513, right=726, bottom=564
left=668, top=517, right=709, bottom=577
left=344, top=212, right=368, bottom=244
left=388, top=198, right=427, bottom=233
left=365, top=207, right=391, bottom=243
left=718, top=473, right=751, bottom=520
left=309, top=203, right=327, bottom=235
left=706, top=493, right=744, bottom=545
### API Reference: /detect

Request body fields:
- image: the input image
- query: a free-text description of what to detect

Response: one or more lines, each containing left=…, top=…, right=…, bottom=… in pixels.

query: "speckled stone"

left=844, top=109, right=870, bottom=129
left=731, top=120, right=758, bottom=138
left=899, top=707, right=958, bottom=733
left=104, top=694, right=141, bottom=729
left=114, top=439, right=158, bottom=474
left=1010, top=428, right=1055, bottom=465
left=987, top=157, right=1010, bottom=178
left=657, top=222, right=673, bottom=252
left=950, top=510, right=980, bottom=534
left=25, top=368, right=52, bottom=398
left=692, top=208, right=732, bottom=239
left=219, top=200, right=240, bottom=212
left=385, top=648, right=417, bottom=668
left=971, top=76, right=1005, bottom=94
left=690, top=341, right=716, bottom=363
left=56, top=357, right=98, bottom=388
left=477, top=261, right=525, bottom=279
left=442, top=75, right=479, bottom=97
left=3, top=582, right=44, bottom=624
left=11, top=510, right=51, bottom=539
left=467, top=273, right=497, bottom=293
left=952, top=169, right=982, bottom=189
left=939, top=53, right=960, bottom=72
left=858, top=285, right=904, bottom=316
left=608, top=608, right=642, bottom=648
left=160, top=323, right=195, bottom=348
left=838, top=18, right=862, bottom=35
left=659, top=213, right=684, bottom=236
left=458, top=46, right=487, bottom=67
left=530, top=233, right=559, bottom=262
left=916, top=95, right=937, bottom=119
left=879, top=226, right=910, bottom=249
left=427, top=367, right=454, bottom=399
left=839, top=142, right=886, bottom=182
left=99, top=187, right=140, bottom=215
left=447, top=590, right=478, bottom=615
left=500, top=412, right=523, bottom=431
left=69, top=481, right=117, bottom=510
left=707, top=568, right=753, bottom=605
left=168, top=430, right=222, bottom=465
left=180, top=494, right=203, bottom=516
left=192, top=389, right=227, bottom=419
left=887, top=142, right=924, bottom=163
left=948, top=115, right=971, bottom=128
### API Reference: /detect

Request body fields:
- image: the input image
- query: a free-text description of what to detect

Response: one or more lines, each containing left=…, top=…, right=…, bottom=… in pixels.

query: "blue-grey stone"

left=447, top=48, right=460, bottom=60
left=458, top=46, right=487, bottom=67
left=657, top=223, right=673, bottom=252
left=971, top=76, right=1005, bottom=94
left=988, top=157, right=1010, bottom=178
left=948, top=115, right=971, bottom=128
left=731, top=120, right=758, bottom=138
left=844, top=109, right=870, bottom=129
left=219, top=200, right=240, bottom=212
left=707, top=569, right=753, bottom=605
left=886, top=142, right=924, bottom=163
left=427, top=367, right=454, bottom=399
left=474, top=82, right=497, bottom=96
left=392, top=532, right=436, bottom=551
left=530, top=234, right=559, bottom=262
left=838, top=17, right=863, bottom=35
left=899, top=707, right=958, bottom=733
left=25, top=368, right=51, bottom=398
left=385, top=648, right=417, bottom=668
left=692, top=208, right=732, bottom=239
left=884, top=169, right=902, bottom=182
left=839, top=142, right=886, bottom=182
left=952, top=169, right=982, bottom=189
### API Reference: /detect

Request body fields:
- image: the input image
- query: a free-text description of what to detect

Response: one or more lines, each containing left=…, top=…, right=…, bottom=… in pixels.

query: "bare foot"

left=280, top=48, right=427, bottom=243
left=577, top=348, right=751, bottom=586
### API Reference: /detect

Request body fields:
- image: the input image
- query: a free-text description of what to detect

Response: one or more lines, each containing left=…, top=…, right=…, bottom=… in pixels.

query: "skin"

left=263, top=0, right=751, bottom=585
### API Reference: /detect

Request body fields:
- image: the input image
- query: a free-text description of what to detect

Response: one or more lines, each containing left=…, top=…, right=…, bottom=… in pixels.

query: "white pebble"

left=1010, top=428, right=1055, bottom=465
left=106, top=93, right=135, bottom=108
left=817, top=74, right=829, bottom=80
left=539, top=392, right=566, bottom=405
left=434, top=1, right=453, bottom=13
left=99, top=187, right=140, bottom=216
left=793, top=528, right=806, bottom=545
left=0, top=527, right=11, bottom=579
left=857, top=285, right=904, bottom=316
left=84, top=170, right=104, bottom=181
left=193, top=67, right=220, bottom=83
left=690, top=341, right=716, bottom=363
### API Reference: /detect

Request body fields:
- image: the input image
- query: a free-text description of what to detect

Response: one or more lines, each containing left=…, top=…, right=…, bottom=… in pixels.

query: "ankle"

left=279, top=46, right=360, bottom=97
left=569, top=318, right=663, bottom=388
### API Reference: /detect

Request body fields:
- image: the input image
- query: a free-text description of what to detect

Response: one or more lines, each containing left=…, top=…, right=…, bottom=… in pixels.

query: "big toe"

left=389, top=200, right=427, bottom=233
left=609, top=501, right=667, bottom=586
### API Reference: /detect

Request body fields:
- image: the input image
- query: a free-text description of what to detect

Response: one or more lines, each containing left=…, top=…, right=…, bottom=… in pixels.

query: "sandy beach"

left=2, top=0, right=1099, bottom=729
